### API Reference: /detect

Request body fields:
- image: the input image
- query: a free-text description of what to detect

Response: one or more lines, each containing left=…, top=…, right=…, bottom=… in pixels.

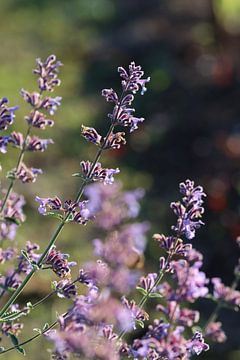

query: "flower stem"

left=0, top=85, right=127, bottom=317
left=0, top=312, right=69, bottom=356
left=0, top=125, right=31, bottom=213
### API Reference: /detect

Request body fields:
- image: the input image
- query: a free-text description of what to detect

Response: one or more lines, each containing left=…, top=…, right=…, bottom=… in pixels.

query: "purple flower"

left=80, top=161, right=120, bottom=185
left=35, top=196, right=62, bottom=215
left=73, top=201, right=91, bottom=225
left=26, top=135, right=54, bottom=152
left=212, top=277, right=240, bottom=308
left=101, top=88, right=118, bottom=103
left=81, top=125, right=102, bottom=145
left=45, top=246, right=76, bottom=278
left=171, top=179, right=206, bottom=240
left=41, top=96, right=62, bottom=115
left=0, top=97, right=19, bottom=130
left=9, top=131, right=24, bottom=148
left=26, top=110, right=54, bottom=129
left=118, top=61, right=150, bottom=95
left=109, top=105, right=145, bottom=133
left=205, top=322, right=226, bottom=343
left=102, top=132, right=126, bottom=150
left=54, top=279, right=77, bottom=299
left=0, top=135, right=10, bottom=153
left=186, top=332, right=209, bottom=356
left=33, top=54, right=62, bottom=92
left=122, top=296, right=149, bottom=328
left=138, top=273, right=158, bottom=292
left=15, top=163, right=42, bottom=183
left=20, top=89, right=41, bottom=107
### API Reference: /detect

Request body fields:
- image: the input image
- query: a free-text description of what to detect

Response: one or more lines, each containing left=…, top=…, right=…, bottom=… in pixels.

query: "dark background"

left=0, top=0, right=240, bottom=359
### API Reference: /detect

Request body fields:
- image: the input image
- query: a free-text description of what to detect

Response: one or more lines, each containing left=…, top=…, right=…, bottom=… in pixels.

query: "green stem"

left=0, top=312, right=68, bottom=356
left=0, top=125, right=31, bottom=213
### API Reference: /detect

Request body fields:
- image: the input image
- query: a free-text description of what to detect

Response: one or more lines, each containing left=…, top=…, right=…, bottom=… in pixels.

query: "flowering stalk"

left=0, top=61, right=150, bottom=322
left=203, top=255, right=240, bottom=332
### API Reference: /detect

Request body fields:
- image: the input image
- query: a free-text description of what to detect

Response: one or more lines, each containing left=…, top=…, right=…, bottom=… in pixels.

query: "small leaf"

left=149, top=292, right=163, bottom=298
left=33, top=328, right=42, bottom=334
left=9, top=333, right=19, bottom=346
left=27, top=302, right=34, bottom=309
left=135, top=319, right=145, bottom=329
left=21, top=250, right=31, bottom=262
left=136, top=286, right=148, bottom=296
left=17, top=347, right=26, bottom=356
left=72, top=172, right=82, bottom=177
left=4, top=217, right=21, bottom=225
left=45, top=212, right=63, bottom=221
left=43, top=323, right=49, bottom=331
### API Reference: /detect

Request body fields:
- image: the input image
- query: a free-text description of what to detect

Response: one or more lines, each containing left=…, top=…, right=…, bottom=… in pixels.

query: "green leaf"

left=43, top=323, right=49, bottom=331
left=45, top=212, right=63, bottom=221
left=136, top=286, right=148, bottom=296
left=27, top=302, right=34, bottom=309
left=72, top=172, right=82, bottom=177
left=4, top=217, right=21, bottom=225
left=33, top=328, right=42, bottom=334
left=17, top=347, right=26, bottom=356
left=148, top=292, right=163, bottom=298
left=0, top=311, right=24, bottom=322
left=135, top=319, right=145, bottom=329
left=9, top=333, right=19, bottom=346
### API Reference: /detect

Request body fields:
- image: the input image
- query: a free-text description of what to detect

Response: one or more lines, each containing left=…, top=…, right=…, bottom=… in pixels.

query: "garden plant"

left=0, top=55, right=239, bottom=359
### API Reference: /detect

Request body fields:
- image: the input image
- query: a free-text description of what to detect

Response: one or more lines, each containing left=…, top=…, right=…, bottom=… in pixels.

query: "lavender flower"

left=0, top=191, right=25, bottom=241
left=80, top=161, right=120, bottom=185
left=186, top=332, right=209, bottom=356
left=54, top=279, right=77, bottom=299
left=9, top=131, right=24, bottom=148
left=33, top=54, right=62, bottom=92
left=15, top=163, right=42, bottom=183
left=35, top=196, right=62, bottom=215
left=0, top=97, right=19, bottom=131
left=122, top=297, right=149, bottom=329
left=205, top=322, right=227, bottom=343
left=0, top=135, right=10, bottom=153
left=26, top=136, right=54, bottom=152
left=171, top=179, right=206, bottom=240
left=25, top=110, right=54, bottom=129
left=45, top=246, right=76, bottom=278
left=102, top=132, right=126, bottom=150
left=212, top=277, right=240, bottom=308
left=81, top=125, right=102, bottom=145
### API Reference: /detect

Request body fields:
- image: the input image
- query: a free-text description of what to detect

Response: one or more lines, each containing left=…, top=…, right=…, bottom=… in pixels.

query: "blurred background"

left=0, top=0, right=240, bottom=358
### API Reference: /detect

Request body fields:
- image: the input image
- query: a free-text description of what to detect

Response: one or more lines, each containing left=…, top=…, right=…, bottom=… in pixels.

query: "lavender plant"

left=0, top=56, right=239, bottom=360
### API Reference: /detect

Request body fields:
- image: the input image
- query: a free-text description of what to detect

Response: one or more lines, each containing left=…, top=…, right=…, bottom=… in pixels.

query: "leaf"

left=4, top=217, right=20, bottom=225
left=135, top=319, right=145, bottom=329
left=148, top=292, right=163, bottom=298
left=136, top=286, right=148, bottom=296
left=0, top=310, right=27, bottom=322
left=17, top=347, right=26, bottom=356
left=33, top=328, right=42, bottom=334
left=43, top=323, right=49, bottom=331
left=27, top=302, right=34, bottom=309
left=0, top=347, right=5, bottom=352
left=45, top=212, right=63, bottom=221
left=72, top=172, right=81, bottom=177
